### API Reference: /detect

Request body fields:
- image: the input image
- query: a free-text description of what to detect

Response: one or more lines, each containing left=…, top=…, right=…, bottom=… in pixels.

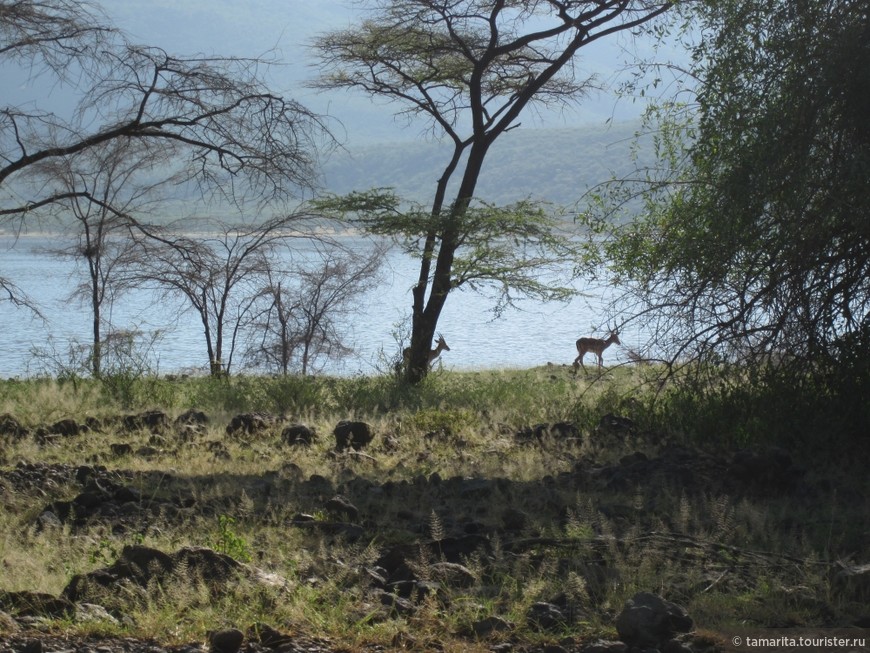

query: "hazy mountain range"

left=320, top=121, right=650, bottom=208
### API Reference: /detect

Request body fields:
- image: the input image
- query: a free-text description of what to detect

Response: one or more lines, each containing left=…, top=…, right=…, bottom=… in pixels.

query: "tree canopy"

left=1, top=0, right=328, bottom=220
left=598, top=0, right=870, bottom=379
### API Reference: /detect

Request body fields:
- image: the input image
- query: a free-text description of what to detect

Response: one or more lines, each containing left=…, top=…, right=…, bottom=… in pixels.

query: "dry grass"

left=0, top=367, right=866, bottom=648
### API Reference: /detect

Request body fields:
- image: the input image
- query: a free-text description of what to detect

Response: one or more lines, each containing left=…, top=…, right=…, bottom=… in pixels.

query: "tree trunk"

left=405, top=138, right=490, bottom=384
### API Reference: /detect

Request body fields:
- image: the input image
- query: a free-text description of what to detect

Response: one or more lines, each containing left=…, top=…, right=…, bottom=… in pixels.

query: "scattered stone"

left=176, top=409, right=209, bottom=427
left=429, top=562, right=476, bottom=588
left=471, top=615, right=514, bottom=638
left=123, top=410, right=169, bottom=433
left=0, top=590, right=74, bottom=618
left=526, top=601, right=566, bottom=631
left=549, top=421, right=580, bottom=439
left=282, top=423, right=316, bottom=446
left=208, top=628, right=244, bottom=653
left=333, top=420, right=374, bottom=451
left=110, top=443, right=134, bottom=457
left=375, top=589, right=415, bottom=616
left=727, top=447, right=805, bottom=493
left=0, top=610, right=19, bottom=633
left=74, top=602, right=119, bottom=625
left=0, top=414, right=27, bottom=441
left=581, top=640, right=628, bottom=653
left=615, top=592, right=693, bottom=649
left=596, top=413, right=636, bottom=437
left=48, top=418, right=82, bottom=437
left=247, top=623, right=292, bottom=648
left=325, top=495, right=359, bottom=522
left=501, top=507, right=528, bottom=531
left=62, top=545, right=260, bottom=608
left=225, top=412, right=278, bottom=437
left=832, top=561, right=870, bottom=600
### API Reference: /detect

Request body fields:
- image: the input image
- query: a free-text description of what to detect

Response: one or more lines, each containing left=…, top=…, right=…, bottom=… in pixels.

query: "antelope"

left=573, top=327, right=620, bottom=371
left=403, top=333, right=450, bottom=370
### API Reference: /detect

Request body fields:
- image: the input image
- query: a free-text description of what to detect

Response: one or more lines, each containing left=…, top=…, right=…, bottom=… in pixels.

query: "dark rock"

left=289, top=520, right=364, bottom=541
left=620, top=451, right=649, bottom=466
left=49, top=418, right=82, bottom=437
left=225, top=412, right=276, bottom=437
left=0, top=413, right=28, bottom=440
left=110, top=443, right=134, bottom=457
left=527, top=602, right=565, bottom=631
left=134, top=446, right=160, bottom=458
left=0, top=590, right=75, bottom=618
left=430, top=562, right=476, bottom=588
left=502, top=507, right=528, bottom=531
left=62, top=545, right=248, bottom=605
left=832, top=561, right=870, bottom=600
left=596, top=413, right=636, bottom=436
left=208, top=628, right=244, bottom=653
left=175, top=409, right=209, bottom=427
left=661, top=639, right=694, bottom=653
left=333, top=420, right=374, bottom=451
left=21, top=640, right=43, bottom=653
left=581, top=641, right=628, bottom=653
left=471, top=615, right=514, bottom=638
left=123, top=410, right=169, bottom=433
left=282, top=423, right=316, bottom=446
left=325, top=495, right=359, bottom=522
left=549, top=421, right=580, bottom=439
left=247, top=623, right=292, bottom=648
left=727, top=447, right=804, bottom=493
left=375, top=589, right=415, bottom=616
left=615, top=592, right=693, bottom=649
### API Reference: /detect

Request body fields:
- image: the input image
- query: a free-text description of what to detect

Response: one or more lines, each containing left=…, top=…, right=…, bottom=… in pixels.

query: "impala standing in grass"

left=573, top=327, right=621, bottom=371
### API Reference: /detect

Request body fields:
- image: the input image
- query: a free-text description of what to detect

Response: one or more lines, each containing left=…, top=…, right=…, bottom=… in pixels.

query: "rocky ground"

left=1, top=410, right=868, bottom=653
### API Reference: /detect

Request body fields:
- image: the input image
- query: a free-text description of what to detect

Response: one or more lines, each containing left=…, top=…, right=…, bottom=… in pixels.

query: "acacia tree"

left=313, top=0, right=673, bottom=383
left=35, top=139, right=165, bottom=376
left=1, top=0, right=327, bottom=221
left=127, top=216, right=327, bottom=376
left=247, top=246, right=385, bottom=375
left=598, top=0, right=870, bottom=382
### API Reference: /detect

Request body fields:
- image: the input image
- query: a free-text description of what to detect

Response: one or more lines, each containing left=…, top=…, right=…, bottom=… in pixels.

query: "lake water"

left=0, top=234, right=629, bottom=377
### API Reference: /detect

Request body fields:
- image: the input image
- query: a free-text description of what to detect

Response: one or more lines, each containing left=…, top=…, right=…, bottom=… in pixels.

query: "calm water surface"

left=0, top=235, right=628, bottom=377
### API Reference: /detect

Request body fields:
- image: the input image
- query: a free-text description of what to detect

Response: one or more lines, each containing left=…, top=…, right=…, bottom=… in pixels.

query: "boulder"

left=123, top=410, right=169, bottom=433
left=282, top=423, right=316, bottom=446
left=208, top=628, right=244, bottom=653
left=226, top=412, right=276, bottom=437
left=527, top=601, right=566, bottom=631
left=0, top=413, right=28, bottom=441
left=615, top=592, right=693, bottom=649
left=324, top=495, right=359, bottom=522
left=49, top=419, right=82, bottom=437
left=333, top=420, right=374, bottom=451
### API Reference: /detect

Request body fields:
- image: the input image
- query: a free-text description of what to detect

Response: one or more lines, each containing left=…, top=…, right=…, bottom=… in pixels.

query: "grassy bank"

left=0, top=366, right=867, bottom=651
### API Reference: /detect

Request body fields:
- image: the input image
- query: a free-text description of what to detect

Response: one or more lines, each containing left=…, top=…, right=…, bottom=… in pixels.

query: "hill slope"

left=322, top=121, right=650, bottom=207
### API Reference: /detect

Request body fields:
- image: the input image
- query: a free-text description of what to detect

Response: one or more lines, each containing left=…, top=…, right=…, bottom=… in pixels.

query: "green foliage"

left=316, top=190, right=585, bottom=313
left=595, top=0, right=870, bottom=432
left=212, top=515, right=252, bottom=563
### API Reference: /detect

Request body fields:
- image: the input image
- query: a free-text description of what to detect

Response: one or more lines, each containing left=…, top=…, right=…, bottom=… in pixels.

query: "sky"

left=98, top=0, right=675, bottom=146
